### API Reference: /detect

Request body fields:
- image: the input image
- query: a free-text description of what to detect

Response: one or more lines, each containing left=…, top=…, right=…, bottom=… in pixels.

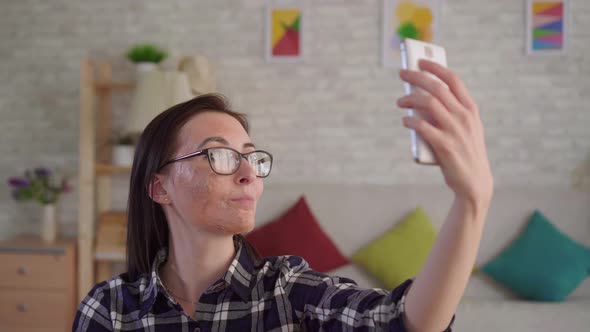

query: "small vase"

left=135, top=62, right=158, bottom=74
left=41, top=204, right=57, bottom=243
left=112, top=145, right=135, bottom=166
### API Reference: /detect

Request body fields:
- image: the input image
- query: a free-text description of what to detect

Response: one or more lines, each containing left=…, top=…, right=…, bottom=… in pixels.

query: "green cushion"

left=481, top=210, right=590, bottom=302
left=351, top=207, right=437, bottom=289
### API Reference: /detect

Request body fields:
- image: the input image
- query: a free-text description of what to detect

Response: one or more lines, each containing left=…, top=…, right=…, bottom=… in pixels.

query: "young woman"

left=73, top=59, right=493, bottom=331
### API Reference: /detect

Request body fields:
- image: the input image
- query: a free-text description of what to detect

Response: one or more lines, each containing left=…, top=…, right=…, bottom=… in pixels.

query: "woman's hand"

left=397, top=59, right=494, bottom=207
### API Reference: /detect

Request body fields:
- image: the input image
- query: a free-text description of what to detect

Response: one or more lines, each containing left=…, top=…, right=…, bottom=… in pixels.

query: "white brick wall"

left=0, top=0, right=589, bottom=238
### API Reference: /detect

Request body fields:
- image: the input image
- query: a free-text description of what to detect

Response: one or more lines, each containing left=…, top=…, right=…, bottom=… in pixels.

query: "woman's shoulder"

left=89, top=271, right=148, bottom=290
left=74, top=271, right=158, bottom=330
left=80, top=271, right=155, bottom=308
left=258, top=255, right=358, bottom=287
left=257, top=254, right=310, bottom=276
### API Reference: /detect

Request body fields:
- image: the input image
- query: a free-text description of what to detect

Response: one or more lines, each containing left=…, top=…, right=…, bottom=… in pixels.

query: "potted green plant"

left=126, top=43, right=168, bottom=73
left=7, top=167, right=72, bottom=243
left=112, top=133, right=137, bottom=166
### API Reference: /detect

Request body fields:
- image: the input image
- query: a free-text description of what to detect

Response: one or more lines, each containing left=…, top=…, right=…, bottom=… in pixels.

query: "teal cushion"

left=481, top=210, right=590, bottom=301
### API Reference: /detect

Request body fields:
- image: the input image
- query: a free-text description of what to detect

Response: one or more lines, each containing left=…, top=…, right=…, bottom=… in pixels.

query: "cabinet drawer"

left=0, top=327, right=63, bottom=332
left=0, top=289, right=68, bottom=328
left=0, top=252, right=68, bottom=289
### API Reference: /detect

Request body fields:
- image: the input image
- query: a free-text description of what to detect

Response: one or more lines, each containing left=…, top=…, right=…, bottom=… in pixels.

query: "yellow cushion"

left=352, top=207, right=437, bottom=289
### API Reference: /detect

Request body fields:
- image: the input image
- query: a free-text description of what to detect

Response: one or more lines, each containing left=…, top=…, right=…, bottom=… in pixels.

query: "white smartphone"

left=400, top=38, right=448, bottom=165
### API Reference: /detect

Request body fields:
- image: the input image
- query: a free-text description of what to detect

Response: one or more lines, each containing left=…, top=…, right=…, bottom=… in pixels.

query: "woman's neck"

left=160, top=225, right=236, bottom=309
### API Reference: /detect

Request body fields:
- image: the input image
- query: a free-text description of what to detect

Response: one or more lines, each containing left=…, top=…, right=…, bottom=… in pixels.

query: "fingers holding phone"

left=398, top=39, right=493, bottom=202
left=400, top=38, right=449, bottom=165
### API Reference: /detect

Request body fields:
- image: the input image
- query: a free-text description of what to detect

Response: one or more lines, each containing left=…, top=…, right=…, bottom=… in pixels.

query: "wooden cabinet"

left=0, top=236, right=76, bottom=331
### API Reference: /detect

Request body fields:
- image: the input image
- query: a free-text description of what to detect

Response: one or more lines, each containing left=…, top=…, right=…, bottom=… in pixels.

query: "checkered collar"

left=138, top=235, right=257, bottom=317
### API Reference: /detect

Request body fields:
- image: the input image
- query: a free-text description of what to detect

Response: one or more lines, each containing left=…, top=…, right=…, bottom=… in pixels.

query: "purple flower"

left=34, top=167, right=51, bottom=177
left=7, top=167, right=71, bottom=205
left=8, top=177, right=30, bottom=188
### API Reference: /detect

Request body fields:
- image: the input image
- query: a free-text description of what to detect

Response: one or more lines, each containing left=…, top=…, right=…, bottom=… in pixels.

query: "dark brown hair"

left=126, top=93, right=260, bottom=280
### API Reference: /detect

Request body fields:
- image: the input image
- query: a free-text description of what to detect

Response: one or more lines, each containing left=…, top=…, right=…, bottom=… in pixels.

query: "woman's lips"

left=230, top=195, right=256, bottom=209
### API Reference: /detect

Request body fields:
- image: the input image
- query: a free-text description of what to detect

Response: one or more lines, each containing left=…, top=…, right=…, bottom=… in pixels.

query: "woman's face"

left=158, top=111, right=263, bottom=235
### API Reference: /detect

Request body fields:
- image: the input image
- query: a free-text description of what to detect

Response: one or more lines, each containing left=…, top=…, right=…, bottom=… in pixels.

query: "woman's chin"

left=237, top=218, right=256, bottom=234
left=210, top=216, right=254, bottom=235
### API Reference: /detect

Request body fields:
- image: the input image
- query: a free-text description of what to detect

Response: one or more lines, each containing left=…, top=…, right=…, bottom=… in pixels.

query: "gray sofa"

left=255, top=184, right=590, bottom=331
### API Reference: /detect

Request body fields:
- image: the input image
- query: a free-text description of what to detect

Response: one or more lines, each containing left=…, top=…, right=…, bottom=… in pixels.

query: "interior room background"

left=0, top=0, right=588, bottom=239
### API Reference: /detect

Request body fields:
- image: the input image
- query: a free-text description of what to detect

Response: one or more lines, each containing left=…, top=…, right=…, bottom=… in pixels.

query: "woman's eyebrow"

left=197, top=136, right=256, bottom=149
left=197, top=136, right=228, bottom=149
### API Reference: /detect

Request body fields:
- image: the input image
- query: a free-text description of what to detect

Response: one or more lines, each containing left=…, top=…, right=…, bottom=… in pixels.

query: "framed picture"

left=526, top=0, right=568, bottom=55
left=382, top=0, right=442, bottom=68
left=265, top=0, right=304, bottom=63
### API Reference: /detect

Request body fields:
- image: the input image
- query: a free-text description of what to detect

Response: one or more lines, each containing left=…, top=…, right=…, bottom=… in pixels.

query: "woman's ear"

left=148, top=174, right=171, bottom=205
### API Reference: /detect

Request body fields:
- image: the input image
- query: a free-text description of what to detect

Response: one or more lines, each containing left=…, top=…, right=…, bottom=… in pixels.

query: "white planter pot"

left=136, top=62, right=158, bottom=74
left=41, top=204, right=57, bottom=243
left=112, top=145, right=135, bottom=166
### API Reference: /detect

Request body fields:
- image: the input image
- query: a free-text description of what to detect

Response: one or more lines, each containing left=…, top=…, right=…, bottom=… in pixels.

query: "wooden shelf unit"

left=78, top=59, right=134, bottom=300
left=95, top=163, right=132, bottom=175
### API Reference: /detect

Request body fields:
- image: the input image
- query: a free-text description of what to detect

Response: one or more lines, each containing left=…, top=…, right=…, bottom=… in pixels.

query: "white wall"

left=0, top=0, right=588, bottom=238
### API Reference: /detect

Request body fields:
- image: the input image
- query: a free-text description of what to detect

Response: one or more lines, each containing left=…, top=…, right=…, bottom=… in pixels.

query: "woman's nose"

left=235, top=157, right=256, bottom=184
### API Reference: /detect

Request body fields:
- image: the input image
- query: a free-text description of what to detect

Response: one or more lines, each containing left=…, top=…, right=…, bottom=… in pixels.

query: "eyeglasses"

left=158, top=147, right=273, bottom=178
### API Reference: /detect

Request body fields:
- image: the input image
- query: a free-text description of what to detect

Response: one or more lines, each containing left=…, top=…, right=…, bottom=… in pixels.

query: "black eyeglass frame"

left=157, top=146, right=273, bottom=178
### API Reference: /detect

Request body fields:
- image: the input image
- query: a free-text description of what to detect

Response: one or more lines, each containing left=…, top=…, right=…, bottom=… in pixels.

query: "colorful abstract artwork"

left=265, top=1, right=304, bottom=62
left=382, top=0, right=441, bottom=68
left=526, top=0, right=568, bottom=54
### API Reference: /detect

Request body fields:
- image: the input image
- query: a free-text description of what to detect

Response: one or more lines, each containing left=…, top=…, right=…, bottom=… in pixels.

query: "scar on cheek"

left=214, top=224, right=227, bottom=232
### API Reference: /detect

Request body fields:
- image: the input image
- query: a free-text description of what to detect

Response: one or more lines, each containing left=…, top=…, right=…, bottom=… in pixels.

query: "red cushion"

left=245, top=196, right=349, bottom=272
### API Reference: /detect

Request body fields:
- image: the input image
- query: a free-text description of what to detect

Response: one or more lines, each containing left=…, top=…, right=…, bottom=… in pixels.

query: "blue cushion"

left=481, top=210, right=590, bottom=301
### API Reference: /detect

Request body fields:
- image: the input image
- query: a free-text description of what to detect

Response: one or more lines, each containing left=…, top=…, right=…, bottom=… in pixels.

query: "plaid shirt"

left=73, top=238, right=454, bottom=331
